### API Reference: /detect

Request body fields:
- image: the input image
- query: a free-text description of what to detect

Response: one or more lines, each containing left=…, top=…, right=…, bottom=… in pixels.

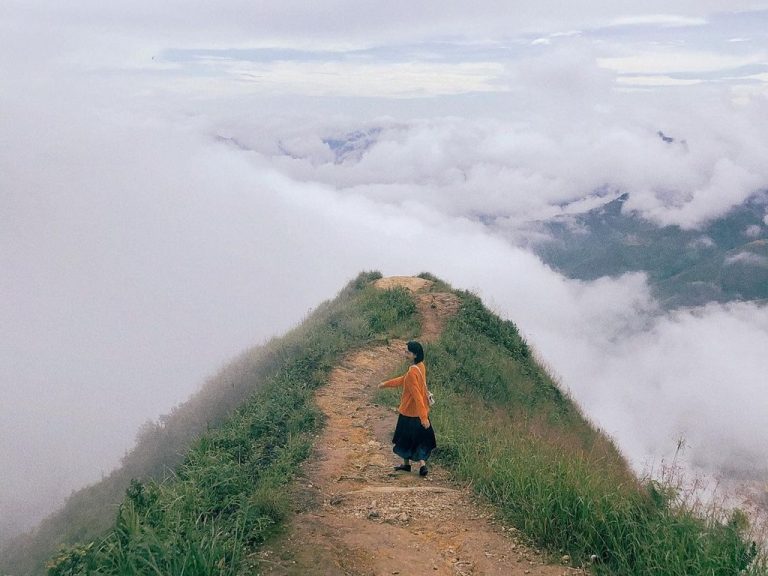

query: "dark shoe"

left=419, top=465, right=428, bottom=477
left=394, top=464, right=411, bottom=472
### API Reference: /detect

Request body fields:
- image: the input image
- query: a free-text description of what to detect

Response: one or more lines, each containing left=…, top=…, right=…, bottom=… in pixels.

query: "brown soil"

left=252, top=277, right=582, bottom=575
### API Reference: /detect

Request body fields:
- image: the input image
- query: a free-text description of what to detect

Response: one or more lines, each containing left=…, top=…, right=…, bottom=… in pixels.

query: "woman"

left=378, top=340, right=436, bottom=477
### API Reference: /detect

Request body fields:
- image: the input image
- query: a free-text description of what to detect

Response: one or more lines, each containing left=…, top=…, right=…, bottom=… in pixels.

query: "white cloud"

left=4, top=0, right=768, bottom=540
left=219, top=86, right=768, bottom=231
left=608, top=14, right=708, bottom=27
left=616, top=75, right=703, bottom=86
left=206, top=60, right=506, bottom=98
left=5, top=83, right=768, bottom=535
left=471, top=270, right=768, bottom=477
left=626, top=157, right=766, bottom=229
left=725, top=252, right=768, bottom=266
left=550, top=30, right=584, bottom=38
left=599, top=50, right=768, bottom=75
left=745, top=72, right=768, bottom=82
left=6, top=1, right=763, bottom=50
left=689, top=235, right=716, bottom=248
left=608, top=303, right=768, bottom=472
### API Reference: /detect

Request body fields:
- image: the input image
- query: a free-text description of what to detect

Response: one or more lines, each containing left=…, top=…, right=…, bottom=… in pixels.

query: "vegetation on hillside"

left=1, top=272, right=418, bottom=576
left=414, top=274, right=764, bottom=575
left=3, top=271, right=763, bottom=575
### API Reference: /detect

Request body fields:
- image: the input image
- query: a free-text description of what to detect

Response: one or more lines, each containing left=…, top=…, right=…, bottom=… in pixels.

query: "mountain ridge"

left=1, top=272, right=761, bottom=575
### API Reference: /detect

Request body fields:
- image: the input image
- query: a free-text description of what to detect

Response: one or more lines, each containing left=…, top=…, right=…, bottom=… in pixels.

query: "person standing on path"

left=378, top=340, right=436, bottom=477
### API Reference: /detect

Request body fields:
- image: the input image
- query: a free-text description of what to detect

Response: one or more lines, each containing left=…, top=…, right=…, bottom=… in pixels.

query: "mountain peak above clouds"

left=323, top=127, right=382, bottom=163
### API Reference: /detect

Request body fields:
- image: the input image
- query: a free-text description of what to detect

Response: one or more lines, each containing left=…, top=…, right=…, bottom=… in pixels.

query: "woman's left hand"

left=421, top=419, right=430, bottom=429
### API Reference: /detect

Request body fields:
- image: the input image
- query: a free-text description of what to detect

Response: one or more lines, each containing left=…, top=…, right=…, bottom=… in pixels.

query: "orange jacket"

left=381, top=362, right=429, bottom=426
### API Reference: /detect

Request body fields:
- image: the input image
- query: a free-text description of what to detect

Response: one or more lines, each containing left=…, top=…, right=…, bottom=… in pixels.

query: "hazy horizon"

left=2, top=1, right=768, bottom=541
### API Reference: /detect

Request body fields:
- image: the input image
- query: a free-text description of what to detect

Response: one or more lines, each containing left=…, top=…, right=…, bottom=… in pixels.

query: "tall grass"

left=423, top=289, right=763, bottom=575
left=38, top=272, right=419, bottom=576
left=15, top=272, right=765, bottom=575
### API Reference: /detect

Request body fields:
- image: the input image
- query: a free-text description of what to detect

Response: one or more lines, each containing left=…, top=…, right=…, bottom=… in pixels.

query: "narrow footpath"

left=254, top=277, right=582, bottom=576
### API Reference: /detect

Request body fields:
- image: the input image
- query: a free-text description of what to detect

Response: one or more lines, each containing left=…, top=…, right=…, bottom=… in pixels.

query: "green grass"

left=12, top=272, right=765, bottom=575
left=420, top=289, right=764, bottom=575
left=39, top=272, right=420, bottom=576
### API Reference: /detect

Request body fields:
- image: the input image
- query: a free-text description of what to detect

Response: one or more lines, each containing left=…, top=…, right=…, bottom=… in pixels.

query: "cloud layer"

left=213, top=86, right=768, bottom=231
left=3, top=0, right=768, bottom=540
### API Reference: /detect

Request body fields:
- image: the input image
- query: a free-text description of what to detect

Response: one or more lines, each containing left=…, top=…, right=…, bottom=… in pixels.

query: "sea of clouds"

left=3, top=0, right=768, bottom=541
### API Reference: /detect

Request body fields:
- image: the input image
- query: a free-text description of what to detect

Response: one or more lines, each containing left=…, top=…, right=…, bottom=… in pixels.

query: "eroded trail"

left=255, top=277, right=578, bottom=575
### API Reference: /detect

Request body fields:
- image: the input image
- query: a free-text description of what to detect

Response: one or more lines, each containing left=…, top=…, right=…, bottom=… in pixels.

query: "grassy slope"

left=3, top=272, right=763, bottom=575
left=416, top=275, right=763, bottom=575
left=1, top=272, right=419, bottom=576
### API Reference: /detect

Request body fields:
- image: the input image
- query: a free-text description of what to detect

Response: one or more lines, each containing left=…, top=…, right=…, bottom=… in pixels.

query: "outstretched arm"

left=378, top=374, right=404, bottom=389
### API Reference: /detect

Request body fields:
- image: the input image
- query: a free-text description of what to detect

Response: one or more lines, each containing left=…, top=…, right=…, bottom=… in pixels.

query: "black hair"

left=407, top=340, right=424, bottom=364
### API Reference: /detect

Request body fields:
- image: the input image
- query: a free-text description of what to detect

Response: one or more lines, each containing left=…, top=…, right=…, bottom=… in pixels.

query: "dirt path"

left=253, top=277, right=580, bottom=575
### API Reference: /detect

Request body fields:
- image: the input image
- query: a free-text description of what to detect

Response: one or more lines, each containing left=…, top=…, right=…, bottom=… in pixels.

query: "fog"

left=2, top=1, right=768, bottom=541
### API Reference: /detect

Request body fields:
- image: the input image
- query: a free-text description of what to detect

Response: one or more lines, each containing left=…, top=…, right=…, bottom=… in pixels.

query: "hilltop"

left=253, top=276, right=576, bottom=575
left=1, top=272, right=762, bottom=575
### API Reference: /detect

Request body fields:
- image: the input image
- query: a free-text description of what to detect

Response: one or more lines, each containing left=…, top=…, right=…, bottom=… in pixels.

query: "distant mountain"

left=322, top=127, right=382, bottom=163
left=534, top=191, right=768, bottom=308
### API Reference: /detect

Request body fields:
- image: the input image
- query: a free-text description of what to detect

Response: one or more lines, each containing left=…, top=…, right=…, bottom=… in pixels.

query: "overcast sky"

left=2, top=1, right=768, bottom=540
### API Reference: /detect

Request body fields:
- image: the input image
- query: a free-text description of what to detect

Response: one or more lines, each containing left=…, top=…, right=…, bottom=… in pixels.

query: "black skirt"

left=392, top=414, right=436, bottom=462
